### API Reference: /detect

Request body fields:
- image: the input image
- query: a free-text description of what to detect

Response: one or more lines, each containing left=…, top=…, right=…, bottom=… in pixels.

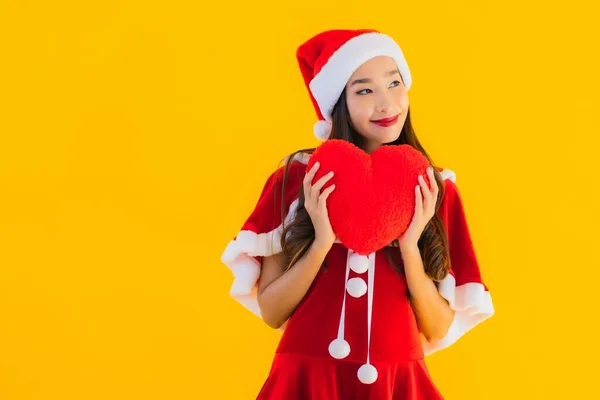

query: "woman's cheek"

left=350, top=100, right=372, bottom=123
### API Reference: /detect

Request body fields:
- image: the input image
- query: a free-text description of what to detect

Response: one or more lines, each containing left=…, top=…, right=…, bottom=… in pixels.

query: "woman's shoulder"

left=253, top=152, right=311, bottom=205
left=435, top=167, right=456, bottom=183
left=268, top=151, right=312, bottom=184
left=283, top=151, right=312, bottom=166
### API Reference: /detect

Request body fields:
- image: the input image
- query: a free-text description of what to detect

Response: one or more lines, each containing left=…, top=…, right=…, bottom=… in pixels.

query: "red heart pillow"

left=306, top=139, right=431, bottom=255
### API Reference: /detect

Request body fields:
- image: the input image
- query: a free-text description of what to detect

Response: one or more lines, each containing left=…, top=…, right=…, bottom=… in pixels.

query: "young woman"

left=221, top=28, right=495, bottom=399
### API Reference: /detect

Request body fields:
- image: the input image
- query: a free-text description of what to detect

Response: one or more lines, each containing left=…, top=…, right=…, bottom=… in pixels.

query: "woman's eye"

left=356, top=81, right=401, bottom=95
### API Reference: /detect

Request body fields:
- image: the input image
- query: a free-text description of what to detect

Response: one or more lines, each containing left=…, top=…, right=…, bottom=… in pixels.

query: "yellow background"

left=1, top=0, right=599, bottom=399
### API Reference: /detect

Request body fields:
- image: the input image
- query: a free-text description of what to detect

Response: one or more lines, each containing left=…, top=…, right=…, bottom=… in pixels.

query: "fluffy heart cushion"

left=306, top=139, right=431, bottom=255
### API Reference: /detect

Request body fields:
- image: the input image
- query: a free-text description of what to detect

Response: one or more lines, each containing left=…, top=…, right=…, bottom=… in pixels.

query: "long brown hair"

left=275, top=90, right=451, bottom=284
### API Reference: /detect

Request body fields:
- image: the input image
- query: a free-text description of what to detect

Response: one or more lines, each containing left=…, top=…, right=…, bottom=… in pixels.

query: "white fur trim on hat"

left=314, top=120, right=332, bottom=140
left=309, top=32, right=412, bottom=123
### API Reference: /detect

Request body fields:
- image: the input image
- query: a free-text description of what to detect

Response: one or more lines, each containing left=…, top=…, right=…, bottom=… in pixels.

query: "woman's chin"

left=369, top=128, right=401, bottom=144
left=358, top=126, right=402, bottom=149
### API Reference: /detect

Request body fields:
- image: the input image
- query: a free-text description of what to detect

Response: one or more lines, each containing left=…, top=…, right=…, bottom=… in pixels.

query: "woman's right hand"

left=303, top=161, right=336, bottom=252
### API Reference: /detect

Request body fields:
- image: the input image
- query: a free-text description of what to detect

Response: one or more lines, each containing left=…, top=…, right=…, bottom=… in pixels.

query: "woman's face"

left=344, top=56, right=409, bottom=154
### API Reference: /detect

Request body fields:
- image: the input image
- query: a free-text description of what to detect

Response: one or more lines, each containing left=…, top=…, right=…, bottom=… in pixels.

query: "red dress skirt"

left=256, top=243, right=445, bottom=399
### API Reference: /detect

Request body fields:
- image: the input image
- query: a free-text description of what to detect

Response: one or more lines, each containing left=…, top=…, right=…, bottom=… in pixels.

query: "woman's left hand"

left=398, top=166, right=439, bottom=249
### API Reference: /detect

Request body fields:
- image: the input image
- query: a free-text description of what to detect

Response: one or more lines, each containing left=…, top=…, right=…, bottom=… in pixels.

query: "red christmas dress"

left=221, top=153, right=495, bottom=399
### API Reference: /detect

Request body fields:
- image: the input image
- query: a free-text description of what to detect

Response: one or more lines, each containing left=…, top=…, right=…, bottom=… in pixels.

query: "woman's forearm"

left=401, top=244, right=455, bottom=343
left=258, top=242, right=330, bottom=329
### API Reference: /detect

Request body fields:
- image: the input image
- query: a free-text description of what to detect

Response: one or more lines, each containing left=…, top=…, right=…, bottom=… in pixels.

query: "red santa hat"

left=296, top=29, right=413, bottom=140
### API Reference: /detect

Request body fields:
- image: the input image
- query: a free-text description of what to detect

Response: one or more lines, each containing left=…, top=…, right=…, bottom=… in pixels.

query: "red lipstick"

left=370, top=114, right=400, bottom=127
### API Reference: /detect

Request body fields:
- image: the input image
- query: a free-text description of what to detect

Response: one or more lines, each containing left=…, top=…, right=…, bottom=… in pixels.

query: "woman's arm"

left=257, top=241, right=330, bottom=329
left=397, top=168, right=454, bottom=343
left=257, top=161, right=337, bottom=329
left=401, top=244, right=455, bottom=343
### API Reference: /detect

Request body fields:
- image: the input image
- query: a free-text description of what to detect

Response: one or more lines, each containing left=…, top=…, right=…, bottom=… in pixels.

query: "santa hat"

left=296, top=29, right=413, bottom=140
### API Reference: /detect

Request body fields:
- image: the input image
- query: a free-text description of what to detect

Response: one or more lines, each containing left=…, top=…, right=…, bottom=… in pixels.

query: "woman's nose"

left=377, top=93, right=394, bottom=113
left=378, top=103, right=391, bottom=113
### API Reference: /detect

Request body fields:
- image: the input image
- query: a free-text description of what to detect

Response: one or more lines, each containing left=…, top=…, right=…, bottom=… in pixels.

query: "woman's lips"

left=370, top=114, right=400, bottom=127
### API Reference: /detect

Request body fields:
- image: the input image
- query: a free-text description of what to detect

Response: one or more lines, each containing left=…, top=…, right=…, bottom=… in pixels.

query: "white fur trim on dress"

left=440, top=168, right=456, bottom=183
left=421, top=274, right=495, bottom=355
left=421, top=168, right=495, bottom=354
left=283, top=151, right=312, bottom=165
left=220, top=197, right=301, bottom=322
left=309, top=32, right=412, bottom=122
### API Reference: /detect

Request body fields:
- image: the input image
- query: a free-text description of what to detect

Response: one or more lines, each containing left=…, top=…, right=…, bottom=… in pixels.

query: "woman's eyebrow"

left=349, top=70, right=400, bottom=87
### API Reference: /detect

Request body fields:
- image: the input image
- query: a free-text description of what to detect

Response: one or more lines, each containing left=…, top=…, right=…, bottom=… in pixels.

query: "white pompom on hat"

left=296, top=29, right=413, bottom=141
